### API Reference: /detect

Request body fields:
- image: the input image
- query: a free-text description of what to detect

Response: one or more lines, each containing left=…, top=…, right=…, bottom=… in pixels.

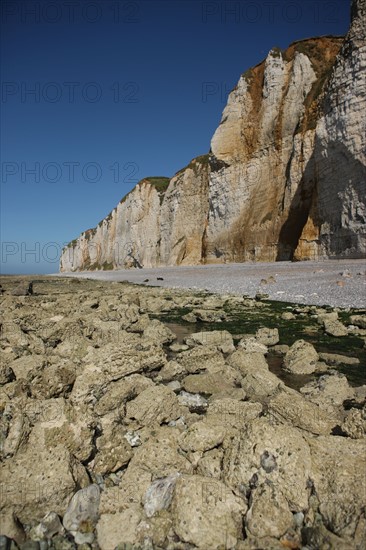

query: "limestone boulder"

left=308, top=435, right=366, bottom=538
left=171, top=475, right=246, bottom=549
left=283, top=340, right=318, bottom=374
left=125, top=385, right=186, bottom=427
left=185, top=330, right=235, bottom=354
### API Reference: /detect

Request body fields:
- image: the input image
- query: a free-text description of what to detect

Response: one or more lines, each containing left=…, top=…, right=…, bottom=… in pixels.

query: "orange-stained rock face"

left=60, top=4, right=365, bottom=272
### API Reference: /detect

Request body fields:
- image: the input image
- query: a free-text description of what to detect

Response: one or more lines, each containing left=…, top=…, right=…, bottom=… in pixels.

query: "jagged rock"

left=255, top=327, right=279, bottom=346
left=175, top=345, right=226, bottom=374
left=301, top=520, right=357, bottom=550
left=308, top=435, right=366, bottom=538
left=188, top=309, right=227, bottom=323
left=70, top=342, right=166, bottom=407
left=0, top=365, right=16, bottom=385
left=185, top=330, right=234, bottom=353
left=181, top=311, right=198, bottom=323
left=1, top=405, right=31, bottom=459
left=300, top=373, right=354, bottom=410
left=179, top=419, right=226, bottom=453
left=170, top=475, right=246, bottom=549
left=228, top=350, right=282, bottom=398
left=118, top=303, right=140, bottom=329
left=223, top=417, right=311, bottom=512
left=206, top=399, right=262, bottom=430
left=121, top=427, right=193, bottom=492
left=125, top=385, right=185, bottom=427
left=323, top=319, right=348, bottom=337
left=96, top=507, right=142, bottom=550
left=27, top=363, right=76, bottom=399
left=92, top=424, right=133, bottom=475
left=0, top=441, right=89, bottom=524
left=268, top=386, right=337, bottom=435
left=126, top=312, right=150, bottom=332
left=158, top=360, right=186, bottom=382
left=237, top=336, right=268, bottom=354
left=283, top=340, right=318, bottom=374
left=0, top=511, right=26, bottom=544
left=341, top=407, right=366, bottom=438
left=246, top=482, right=293, bottom=538
left=40, top=401, right=95, bottom=463
left=143, top=319, right=176, bottom=344
left=316, top=311, right=339, bottom=325
left=94, top=373, right=153, bottom=416
left=196, top=448, right=224, bottom=479
left=349, top=314, right=366, bottom=328
left=181, top=367, right=241, bottom=398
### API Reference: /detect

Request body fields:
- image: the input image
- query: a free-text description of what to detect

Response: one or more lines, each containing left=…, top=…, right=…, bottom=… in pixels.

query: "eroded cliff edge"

left=60, top=0, right=365, bottom=272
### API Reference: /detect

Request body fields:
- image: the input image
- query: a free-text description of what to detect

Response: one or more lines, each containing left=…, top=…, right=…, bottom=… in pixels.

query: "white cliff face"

left=206, top=41, right=332, bottom=262
left=61, top=181, right=162, bottom=271
left=296, top=0, right=366, bottom=259
left=159, top=159, right=209, bottom=266
left=60, top=1, right=365, bottom=272
left=60, top=163, right=209, bottom=271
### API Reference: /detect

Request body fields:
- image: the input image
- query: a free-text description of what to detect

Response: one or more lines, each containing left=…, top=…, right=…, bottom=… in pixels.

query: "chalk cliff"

left=60, top=0, right=365, bottom=272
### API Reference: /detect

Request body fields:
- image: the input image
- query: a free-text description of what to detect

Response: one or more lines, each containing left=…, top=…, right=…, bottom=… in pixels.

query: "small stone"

left=143, top=472, right=180, bottom=517
left=181, top=312, right=197, bottom=323
left=323, top=319, right=348, bottom=337
left=177, top=391, right=208, bottom=413
left=260, top=450, right=277, bottom=473
left=281, top=312, right=295, bottom=320
left=238, top=336, right=268, bottom=354
left=256, top=327, right=279, bottom=346
left=349, top=315, right=366, bottom=329
left=29, top=512, right=64, bottom=541
left=341, top=408, right=366, bottom=439
left=193, top=309, right=227, bottom=322
left=169, top=343, right=189, bottom=352
left=166, top=380, right=181, bottom=392
left=49, top=315, right=64, bottom=322
left=0, top=365, right=16, bottom=385
left=293, top=512, right=304, bottom=528
left=318, top=352, right=360, bottom=366
left=185, top=330, right=234, bottom=353
left=143, top=319, right=176, bottom=344
left=62, top=484, right=100, bottom=541
left=124, top=431, right=141, bottom=447
left=255, top=293, right=269, bottom=301
left=11, top=282, right=33, bottom=296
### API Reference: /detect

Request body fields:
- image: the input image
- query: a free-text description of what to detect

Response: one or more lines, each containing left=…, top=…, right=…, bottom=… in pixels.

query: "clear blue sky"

left=1, top=0, right=350, bottom=274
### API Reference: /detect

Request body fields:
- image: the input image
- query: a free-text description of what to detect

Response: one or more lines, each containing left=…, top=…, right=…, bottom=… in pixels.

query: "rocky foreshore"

left=0, top=276, right=365, bottom=549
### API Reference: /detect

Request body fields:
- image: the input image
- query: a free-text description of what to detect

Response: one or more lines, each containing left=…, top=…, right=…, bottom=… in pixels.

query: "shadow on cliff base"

left=276, top=139, right=366, bottom=261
